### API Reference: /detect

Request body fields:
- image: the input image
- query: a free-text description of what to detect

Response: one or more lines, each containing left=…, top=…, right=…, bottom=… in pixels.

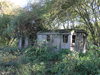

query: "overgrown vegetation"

left=0, top=0, right=100, bottom=75
left=0, top=46, right=100, bottom=75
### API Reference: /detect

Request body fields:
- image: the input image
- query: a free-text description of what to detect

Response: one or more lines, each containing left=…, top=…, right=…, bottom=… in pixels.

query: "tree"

left=0, top=0, right=20, bottom=46
left=45, top=0, right=100, bottom=46
left=74, top=0, right=100, bottom=46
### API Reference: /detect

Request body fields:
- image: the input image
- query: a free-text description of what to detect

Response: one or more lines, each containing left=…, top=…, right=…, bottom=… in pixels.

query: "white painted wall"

left=18, top=37, right=22, bottom=49
left=37, top=31, right=87, bottom=52
left=37, top=34, right=47, bottom=45
left=37, top=32, right=71, bottom=50
left=69, top=30, right=75, bottom=51
left=24, top=36, right=29, bottom=48
left=52, top=34, right=61, bottom=50
left=61, top=35, right=70, bottom=49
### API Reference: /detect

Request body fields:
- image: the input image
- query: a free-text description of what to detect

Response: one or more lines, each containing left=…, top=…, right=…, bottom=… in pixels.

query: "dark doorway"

left=72, top=35, right=76, bottom=43
left=22, top=36, right=25, bottom=48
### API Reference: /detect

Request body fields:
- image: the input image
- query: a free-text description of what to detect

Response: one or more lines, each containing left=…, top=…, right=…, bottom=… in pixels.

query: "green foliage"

left=0, top=0, right=19, bottom=46
left=0, top=0, right=100, bottom=75
left=0, top=46, right=100, bottom=75
left=44, top=0, right=100, bottom=46
left=25, top=46, right=59, bottom=62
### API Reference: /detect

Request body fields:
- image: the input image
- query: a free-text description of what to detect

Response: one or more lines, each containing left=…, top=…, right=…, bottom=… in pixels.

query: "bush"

left=0, top=46, right=100, bottom=75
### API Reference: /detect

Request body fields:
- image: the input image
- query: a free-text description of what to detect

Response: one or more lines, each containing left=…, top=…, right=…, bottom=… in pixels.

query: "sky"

left=9, top=0, right=35, bottom=7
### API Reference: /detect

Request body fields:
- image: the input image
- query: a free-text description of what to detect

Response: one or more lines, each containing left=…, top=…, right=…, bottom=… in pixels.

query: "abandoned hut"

left=37, top=29, right=88, bottom=53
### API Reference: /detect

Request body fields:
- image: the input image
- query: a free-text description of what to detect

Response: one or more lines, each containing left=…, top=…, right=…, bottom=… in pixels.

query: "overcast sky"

left=9, top=0, right=37, bottom=7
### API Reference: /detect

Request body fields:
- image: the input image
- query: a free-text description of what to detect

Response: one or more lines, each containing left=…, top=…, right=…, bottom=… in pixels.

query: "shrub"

left=0, top=46, right=100, bottom=75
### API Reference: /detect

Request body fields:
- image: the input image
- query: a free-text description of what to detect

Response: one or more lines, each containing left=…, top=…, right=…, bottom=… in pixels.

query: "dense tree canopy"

left=0, top=0, right=17, bottom=46
left=0, top=0, right=100, bottom=46
left=43, top=0, right=100, bottom=46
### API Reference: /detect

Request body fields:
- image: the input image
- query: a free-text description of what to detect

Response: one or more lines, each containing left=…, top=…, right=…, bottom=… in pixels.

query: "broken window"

left=72, top=35, right=76, bottom=43
left=47, top=35, right=50, bottom=42
left=63, top=35, right=68, bottom=43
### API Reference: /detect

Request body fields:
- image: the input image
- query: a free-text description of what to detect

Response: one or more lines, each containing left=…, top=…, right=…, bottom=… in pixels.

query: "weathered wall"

left=18, top=37, right=22, bottom=49
left=18, top=36, right=29, bottom=49
left=60, top=35, right=70, bottom=49
left=75, top=33, right=87, bottom=53
left=37, top=31, right=87, bottom=52
left=70, top=31, right=75, bottom=51
left=37, top=33, right=71, bottom=50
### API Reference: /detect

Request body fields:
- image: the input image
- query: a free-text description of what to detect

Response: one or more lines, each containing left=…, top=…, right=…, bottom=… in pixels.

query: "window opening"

left=63, top=35, right=68, bottom=43
left=47, top=35, right=50, bottom=41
